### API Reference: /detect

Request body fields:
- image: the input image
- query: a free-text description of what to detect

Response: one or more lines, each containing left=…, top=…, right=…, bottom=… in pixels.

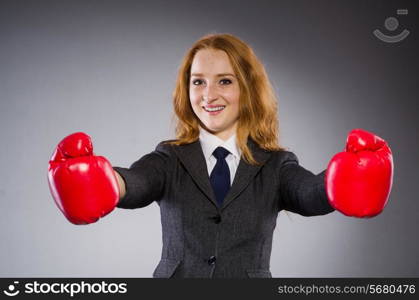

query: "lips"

left=203, top=105, right=226, bottom=112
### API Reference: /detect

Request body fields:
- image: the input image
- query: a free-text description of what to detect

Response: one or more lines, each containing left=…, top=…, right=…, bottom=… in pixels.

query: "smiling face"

left=189, top=48, right=240, bottom=141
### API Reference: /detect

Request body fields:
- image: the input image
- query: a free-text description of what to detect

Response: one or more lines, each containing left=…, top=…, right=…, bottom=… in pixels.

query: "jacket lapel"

left=172, top=138, right=272, bottom=210
left=172, top=140, right=218, bottom=206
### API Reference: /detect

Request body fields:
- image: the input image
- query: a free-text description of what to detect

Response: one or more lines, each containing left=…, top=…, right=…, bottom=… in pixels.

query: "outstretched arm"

left=113, top=142, right=172, bottom=209
left=279, top=152, right=334, bottom=216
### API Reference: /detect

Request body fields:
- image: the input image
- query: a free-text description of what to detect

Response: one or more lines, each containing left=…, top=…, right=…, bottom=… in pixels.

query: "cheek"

left=225, top=85, right=240, bottom=100
left=231, top=93, right=240, bottom=117
left=190, top=102, right=203, bottom=120
left=189, top=92, right=199, bottom=107
left=189, top=89, right=201, bottom=105
left=227, top=90, right=240, bottom=108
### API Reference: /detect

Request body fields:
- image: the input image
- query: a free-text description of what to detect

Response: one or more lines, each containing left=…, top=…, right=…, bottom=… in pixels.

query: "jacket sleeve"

left=278, top=151, right=335, bottom=216
left=113, top=142, right=171, bottom=209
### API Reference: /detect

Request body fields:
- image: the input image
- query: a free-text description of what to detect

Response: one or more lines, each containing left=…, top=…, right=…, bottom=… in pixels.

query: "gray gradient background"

left=1, top=0, right=418, bottom=277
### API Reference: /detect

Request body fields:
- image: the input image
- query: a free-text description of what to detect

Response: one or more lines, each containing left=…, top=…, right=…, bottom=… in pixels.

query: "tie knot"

left=213, top=147, right=230, bottom=160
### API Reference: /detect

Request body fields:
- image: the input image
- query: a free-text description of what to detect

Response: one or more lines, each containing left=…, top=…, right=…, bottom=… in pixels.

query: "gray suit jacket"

left=113, top=138, right=334, bottom=278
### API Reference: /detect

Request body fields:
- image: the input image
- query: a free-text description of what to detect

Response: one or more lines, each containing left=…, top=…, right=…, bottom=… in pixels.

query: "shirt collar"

left=199, top=126, right=241, bottom=161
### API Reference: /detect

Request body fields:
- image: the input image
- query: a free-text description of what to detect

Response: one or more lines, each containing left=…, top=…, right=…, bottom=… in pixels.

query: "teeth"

left=204, top=106, right=225, bottom=112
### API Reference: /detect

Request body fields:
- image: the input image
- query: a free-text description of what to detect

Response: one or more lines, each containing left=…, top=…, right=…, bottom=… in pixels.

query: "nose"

left=202, top=84, right=218, bottom=103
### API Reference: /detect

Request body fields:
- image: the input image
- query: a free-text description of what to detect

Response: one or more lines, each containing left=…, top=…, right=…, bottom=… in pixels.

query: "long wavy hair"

left=166, top=33, right=284, bottom=165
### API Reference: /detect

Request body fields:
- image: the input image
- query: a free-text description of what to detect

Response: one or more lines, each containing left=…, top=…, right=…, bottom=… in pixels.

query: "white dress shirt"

left=199, top=126, right=242, bottom=186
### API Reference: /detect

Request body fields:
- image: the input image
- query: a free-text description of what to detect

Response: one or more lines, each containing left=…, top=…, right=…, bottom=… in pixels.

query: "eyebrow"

left=190, top=73, right=236, bottom=77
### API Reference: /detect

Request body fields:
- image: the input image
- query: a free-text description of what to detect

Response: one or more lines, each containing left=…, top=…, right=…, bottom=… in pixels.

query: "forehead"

left=190, top=49, right=235, bottom=74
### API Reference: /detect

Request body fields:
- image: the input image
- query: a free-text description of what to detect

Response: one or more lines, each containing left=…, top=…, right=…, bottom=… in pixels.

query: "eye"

left=220, top=78, right=232, bottom=85
left=192, top=79, right=204, bottom=85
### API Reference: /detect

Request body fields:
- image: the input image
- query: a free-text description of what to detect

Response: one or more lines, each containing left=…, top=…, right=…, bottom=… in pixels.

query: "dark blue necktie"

left=210, top=147, right=231, bottom=206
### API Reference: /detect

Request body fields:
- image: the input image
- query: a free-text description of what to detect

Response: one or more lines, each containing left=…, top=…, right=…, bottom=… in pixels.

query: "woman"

left=48, top=33, right=393, bottom=278
left=113, top=33, right=335, bottom=278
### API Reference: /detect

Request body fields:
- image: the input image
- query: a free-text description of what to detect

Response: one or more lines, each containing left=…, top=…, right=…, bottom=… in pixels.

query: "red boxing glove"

left=48, top=132, right=119, bottom=224
left=326, top=129, right=393, bottom=217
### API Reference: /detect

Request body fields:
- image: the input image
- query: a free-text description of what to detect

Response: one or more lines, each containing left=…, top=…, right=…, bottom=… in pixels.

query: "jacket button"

left=213, top=215, right=221, bottom=224
left=207, top=256, right=216, bottom=265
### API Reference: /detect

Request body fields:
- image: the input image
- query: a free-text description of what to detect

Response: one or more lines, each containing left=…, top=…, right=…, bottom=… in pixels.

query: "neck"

left=215, top=130, right=234, bottom=141
left=212, top=124, right=237, bottom=142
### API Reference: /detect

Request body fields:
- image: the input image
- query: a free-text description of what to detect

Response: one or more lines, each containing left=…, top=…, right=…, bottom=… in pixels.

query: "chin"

left=203, top=126, right=219, bottom=134
left=203, top=122, right=223, bottom=132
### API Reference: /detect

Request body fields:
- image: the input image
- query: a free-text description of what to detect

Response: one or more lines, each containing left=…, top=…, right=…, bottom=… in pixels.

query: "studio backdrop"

left=0, top=0, right=418, bottom=277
